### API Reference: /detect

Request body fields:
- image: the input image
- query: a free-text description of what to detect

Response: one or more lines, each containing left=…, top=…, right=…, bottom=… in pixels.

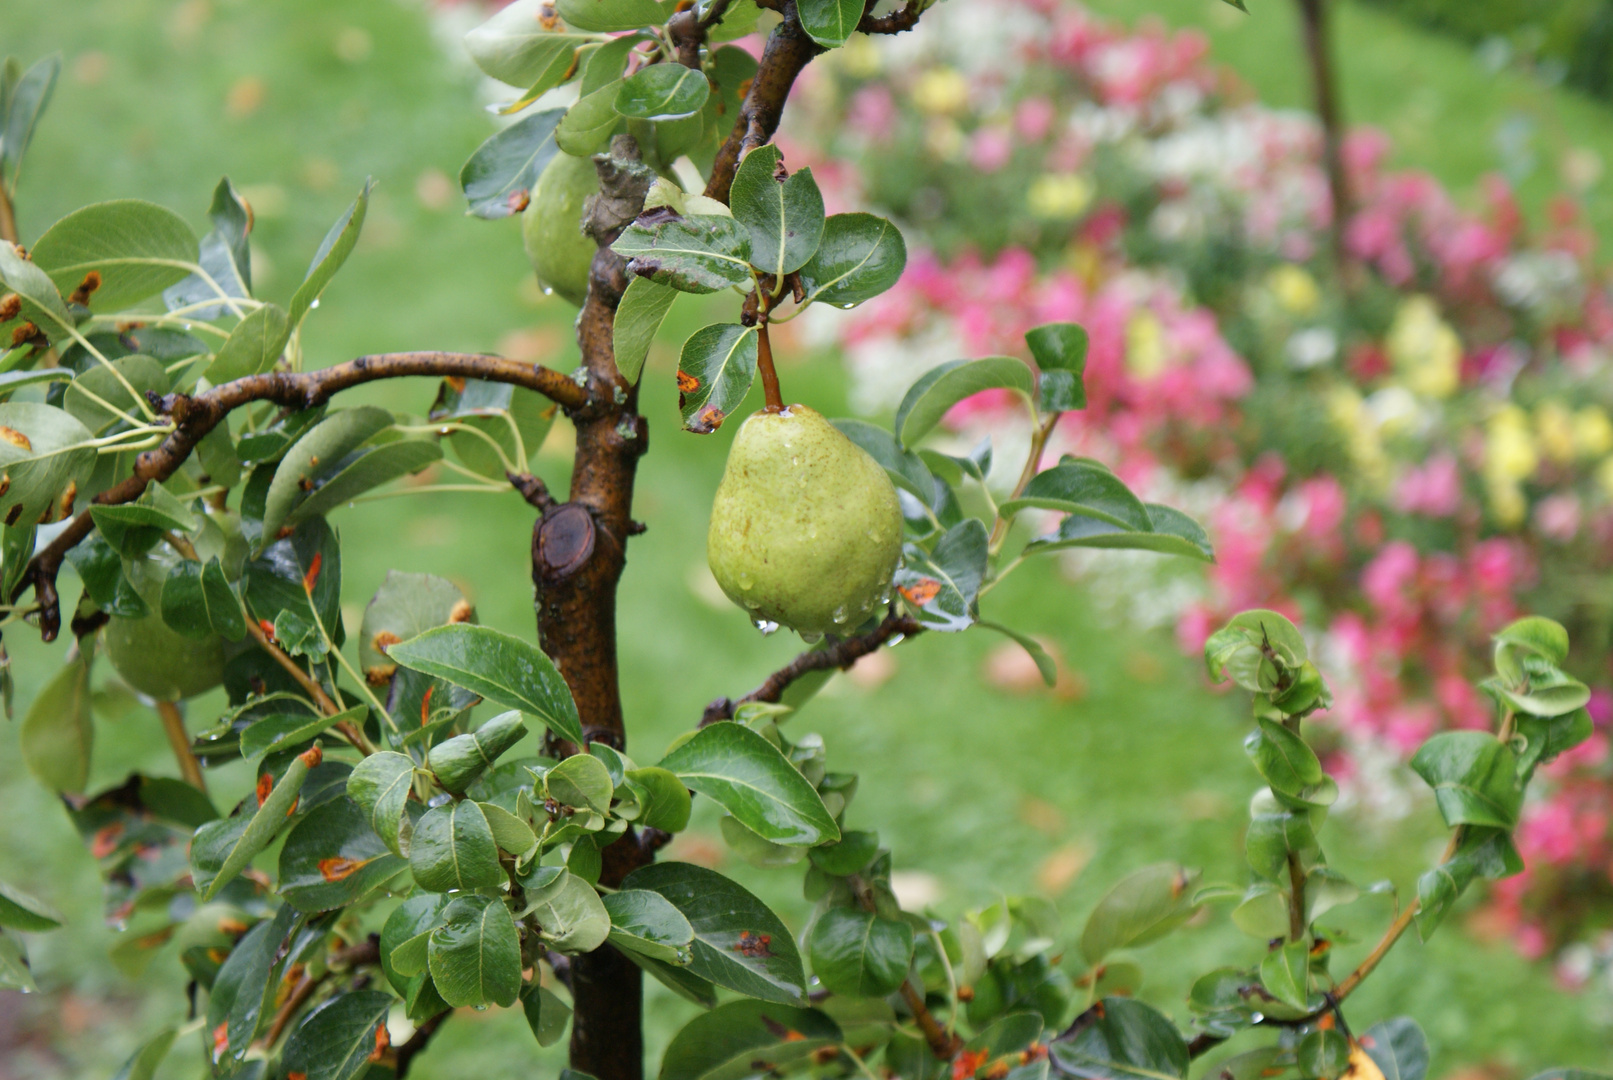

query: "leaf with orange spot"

left=191, top=745, right=319, bottom=900
left=301, top=551, right=322, bottom=594
left=675, top=322, right=757, bottom=434
left=318, top=855, right=376, bottom=882
left=898, top=577, right=942, bottom=606
left=278, top=798, right=407, bottom=911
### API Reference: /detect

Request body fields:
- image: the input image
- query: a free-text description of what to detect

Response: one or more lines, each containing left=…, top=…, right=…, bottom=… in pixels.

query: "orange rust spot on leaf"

left=299, top=744, right=324, bottom=769
left=507, top=189, right=531, bottom=214
left=732, top=931, right=773, bottom=957
left=259, top=619, right=278, bottom=643
left=899, top=578, right=942, bottom=606
left=952, top=1049, right=990, bottom=1080
left=676, top=371, right=700, bottom=393
left=302, top=551, right=322, bottom=594
left=317, top=856, right=374, bottom=882
left=956, top=984, right=975, bottom=1002
left=537, top=2, right=561, bottom=29
left=91, top=823, right=125, bottom=859
left=368, top=1021, right=390, bottom=1063
left=449, top=599, right=474, bottom=623
left=288, top=1073, right=308, bottom=1080
left=212, top=1022, right=229, bottom=1058
left=782, top=1030, right=806, bottom=1043
left=207, top=946, right=230, bottom=963
left=691, top=403, right=726, bottom=433
left=420, top=684, right=434, bottom=727
left=10, top=321, right=41, bottom=348
left=256, top=773, right=274, bottom=807
left=218, top=917, right=249, bottom=936
left=0, top=293, right=19, bottom=321
left=0, top=426, right=31, bottom=451
left=54, top=480, right=77, bottom=522
left=69, top=270, right=103, bottom=306
left=985, top=1062, right=1010, bottom=1080
left=445, top=376, right=466, bottom=393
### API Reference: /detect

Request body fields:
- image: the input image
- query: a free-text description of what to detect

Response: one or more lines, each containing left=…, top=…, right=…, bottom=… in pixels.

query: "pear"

left=522, top=151, right=600, bottom=307
left=104, top=554, right=225, bottom=701
left=708, top=405, right=903, bottom=636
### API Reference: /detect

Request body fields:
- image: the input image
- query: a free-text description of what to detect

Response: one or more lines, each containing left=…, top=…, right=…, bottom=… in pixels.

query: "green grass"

left=1, top=1, right=1610, bottom=1078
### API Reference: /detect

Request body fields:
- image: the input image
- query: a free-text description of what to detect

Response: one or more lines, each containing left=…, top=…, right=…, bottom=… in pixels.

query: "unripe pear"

left=104, top=556, right=225, bottom=701
left=522, top=151, right=600, bottom=307
left=707, top=405, right=903, bottom=636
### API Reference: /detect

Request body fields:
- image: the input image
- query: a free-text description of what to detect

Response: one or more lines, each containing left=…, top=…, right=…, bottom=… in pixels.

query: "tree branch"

left=393, top=1013, right=447, bottom=1078
left=241, top=616, right=374, bottom=753
left=0, top=184, right=18, bottom=245
left=700, top=612, right=921, bottom=725
left=155, top=700, right=207, bottom=792
left=858, top=0, right=927, bottom=34
left=14, top=350, right=588, bottom=641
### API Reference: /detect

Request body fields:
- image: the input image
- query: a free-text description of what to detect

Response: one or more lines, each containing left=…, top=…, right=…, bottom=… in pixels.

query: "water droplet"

left=791, top=456, right=800, bottom=467
left=310, top=298, right=321, bottom=309
left=831, top=605, right=848, bottom=625
left=428, top=792, right=453, bottom=808
left=735, top=570, right=754, bottom=590
left=879, top=589, right=892, bottom=607
left=752, top=618, right=780, bottom=636
left=888, top=633, right=906, bottom=647
left=807, top=525, right=818, bottom=540
left=542, top=286, right=554, bottom=296
left=473, top=1004, right=488, bottom=1012
left=867, top=528, right=881, bottom=541
left=800, top=630, right=823, bottom=644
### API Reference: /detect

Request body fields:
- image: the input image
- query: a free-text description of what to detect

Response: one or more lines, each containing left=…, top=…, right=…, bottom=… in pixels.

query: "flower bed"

left=789, top=0, right=1613, bottom=981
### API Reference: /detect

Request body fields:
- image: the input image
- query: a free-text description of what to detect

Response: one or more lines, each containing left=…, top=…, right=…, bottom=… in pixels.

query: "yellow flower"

left=1485, top=405, right=1538, bottom=484
left=1267, top=264, right=1320, bottom=316
left=1386, top=296, right=1460, bottom=399
left=838, top=36, right=882, bottom=79
left=1027, top=173, right=1093, bottom=221
left=1572, top=405, right=1613, bottom=459
left=1488, top=479, right=1528, bottom=529
left=1534, top=402, right=1577, bottom=466
left=1125, top=309, right=1165, bottom=378
left=912, top=67, right=969, bottom=115
left=1328, top=385, right=1387, bottom=485
left=923, top=118, right=963, bottom=161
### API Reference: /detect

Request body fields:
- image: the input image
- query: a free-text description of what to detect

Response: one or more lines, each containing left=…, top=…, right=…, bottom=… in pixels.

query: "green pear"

left=707, top=405, right=903, bottom=636
left=104, top=553, right=226, bottom=701
left=522, top=151, right=600, bottom=307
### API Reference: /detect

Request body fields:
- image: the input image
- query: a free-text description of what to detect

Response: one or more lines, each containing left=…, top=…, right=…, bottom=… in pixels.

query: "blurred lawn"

left=0, top=1, right=1609, bottom=1078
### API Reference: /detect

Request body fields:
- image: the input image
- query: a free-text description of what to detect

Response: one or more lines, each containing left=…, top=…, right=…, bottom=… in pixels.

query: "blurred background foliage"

left=1, top=1, right=1611, bottom=1078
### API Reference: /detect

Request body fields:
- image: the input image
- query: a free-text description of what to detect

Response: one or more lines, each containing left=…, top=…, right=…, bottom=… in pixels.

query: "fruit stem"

left=156, top=700, right=207, bottom=792
left=756, top=317, right=784, bottom=413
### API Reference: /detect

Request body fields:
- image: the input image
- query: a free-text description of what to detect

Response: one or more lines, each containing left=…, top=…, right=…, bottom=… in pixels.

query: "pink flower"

left=1014, top=97, right=1056, bottom=142
left=1393, top=455, right=1463, bottom=518
left=968, top=127, right=1014, bottom=173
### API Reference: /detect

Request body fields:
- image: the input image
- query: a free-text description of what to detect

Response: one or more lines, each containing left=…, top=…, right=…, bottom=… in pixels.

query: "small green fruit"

left=707, top=405, right=903, bottom=636
left=522, top=151, right=600, bottom=307
left=104, top=555, right=225, bottom=701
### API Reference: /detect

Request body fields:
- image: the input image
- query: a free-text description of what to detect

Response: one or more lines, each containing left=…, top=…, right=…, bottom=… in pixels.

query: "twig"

left=262, top=937, right=381, bottom=1047
left=755, top=321, right=784, bottom=412
left=858, top=0, right=927, bottom=34
left=155, top=700, right=207, bottom=791
left=1286, top=851, right=1307, bottom=943
left=1294, top=0, right=1353, bottom=282
left=988, top=411, right=1058, bottom=553
left=700, top=613, right=921, bottom=725
left=849, top=874, right=959, bottom=1060
left=14, top=350, right=587, bottom=641
left=0, top=184, right=17, bottom=245
left=392, top=1013, right=447, bottom=1078
left=241, top=616, right=374, bottom=753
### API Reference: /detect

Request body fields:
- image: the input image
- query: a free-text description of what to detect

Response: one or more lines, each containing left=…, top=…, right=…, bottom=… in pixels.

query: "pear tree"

left=0, top=6, right=1607, bottom=1080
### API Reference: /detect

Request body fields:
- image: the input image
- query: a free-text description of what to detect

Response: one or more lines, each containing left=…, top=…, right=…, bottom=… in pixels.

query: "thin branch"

left=242, top=616, right=374, bottom=753
left=1286, top=851, right=1307, bottom=944
left=262, top=938, right=381, bottom=1047
left=156, top=700, right=207, bottom=792
left=0, top=184, right=17, bottom=245
left=989, top=410, right=1057, bottom=554
left=755, top=321, right=784, bottom=412
left=858, top=0, right=927, bottom=34
left=392, top=1013, right=447, bottom=1078
left=14, top=351, right=588, bottom=641
left=849, top=874, right=959, bottom=1060
left=700, top=612, right=921, bottom=725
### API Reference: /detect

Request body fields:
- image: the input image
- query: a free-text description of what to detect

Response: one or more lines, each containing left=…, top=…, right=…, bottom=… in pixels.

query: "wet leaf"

left=21, top=650, right=92, bottom=793
left=163, top=177, right=253, bottom=319
left=659, top=722, right=839, bottom=845
left=1050, top=998, right=1188, bottom=1080
left=429, top=710, right=528, bottom=792
left=410, top=799, right=505, bottom=892
left=616, top=63, right=710, bottom=120
left=797, top=0, right=865, bottom=48
left=1023, top=503, right=1214, bottom=562
left=1079, top=864, right=1199, bottom=964
left=108, top=1027, right=176, bottom=1080
left=546, top=750, right=614, bottom=813
left=527, top=868, right=611, bottom=953
left=809, top=906, right=914, bottom=998
left=0, top=880, right=61, bottom=931
left=461, top=108, right=564, bottom=220
left=465, top=0, right=591, bottom=88
left=618, top=765, right=691, bottom=832
left=1259, top=940, right=1310, bottom=1011
left=1244, top=718, right=1324, bottom=797
left=1409, top=731, right=1522, bottom=830
left=1026, top=322, right=1088, bottom=412
left=797, top=212, right=905, bottom=307
left=64, top=355, right=167, bottom=435
left=730, top=143, right=825, bottom=280
left=895, top=357, right=1035, bottom=449
left=1361, top=1018, right=1430, bottom=1080
left=556, top=80, right=625, bottom=156
left=387, top=623, right=585, bottom=746
left=523, top=983, right=572, bottom=1047
left=281, top=990, right=394, bottom=1080
left=624, top=861, right=805, bottom=1003
left=260, top=406, right=393, bottom=545
left=429, top=894, right=522, bottom=1008
left=204, top=302, right=291, bottom=383
left=192, top=742, right=319, bottom=899
left=612, top=275, right=677, bottom=384
left=289, top=181, right=371, bottom=326
left=557, top=0, right=672, bottom=32
left=278, top=796, right=406, bottom=912
left=0, top=402, right=95, bottom=528
left=660, top=999, right=841, bottom=1080
left=614, top=214, right=753, bottom=294
left=895, top=518, right=988, bottom=632
left=604, top=888, right=695, bottom=963
left=997, top=460, right=1150, bottom=532
left=0, top=54, right=59, bottom=189
left=676, top=322, right=756, bottom=434
left=159, top=556, right=247, bottom=641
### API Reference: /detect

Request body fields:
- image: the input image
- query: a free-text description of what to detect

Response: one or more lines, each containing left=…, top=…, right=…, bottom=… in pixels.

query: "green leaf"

left=1051, top=998, right=1189, bottom=1080
left=796, top=0, right=865, bottom=48
left=282, top=990, right=395, bottom=1080
left=624, top=861, right=806, bottom=1003
left=977, top=621, right=1057, bottom=687
left=428, top=894, right=522, bottom=1008
left=527, top=868, right=611, bottom=952
left=193, top=743, right=319, bottom=899
left=21, top=650, right=92, bottom=793
left=1409, top=731, right=1523, bottom=830
left=1526, top=1073, right=1613, bottom=1080
left=1414, top=826, right=1521, bottom=939
left=998, top=461, right=1150, bottom=531
left=895, top=518, right=988, bottom=632
left=619, top=765, right=692, bottom=831
left=482, top=801, right=539, bottom=854
left=163, top=177, right=253, bottom=319
left=663, top=1001, right=840, bottom=1080
left=431, top=376, right=557, bottom=479
left=0, top=401, right=96, bottom=528
left=616, top=63, right=710, bottom=120
left=625, top=950, right=718, bottom=1007
left=387, top=623, right=585, bottom=746
left=159, top=556, right=247, bottom=640
left=659, top=722, right=840, bottom=845
left=809, top=907, right=914, bottom=998
left=895, top=358, right=1035, bottom=449
left=0, top=239, right=71, bottom=342
left=381, top=893, right=448, bottom=989
left=289, top=181, right=371, bottom=326
left=358, top=570, right=472, bottom=680
left=1495, top=665, right=1591, bottom=719
left=613, top=275, right=678, bottom=384
left=0, top=880, right=61, bottom=931
left=1245, top=803, right=1320, bottom=882
left=429, top=710, right=529, bottom=792
left=730, top=143, right=825, bottom=280
left=556, top=80, right=626, bottom=156
left=809, top=830, right=880, bottom=877
left=204, top=302, right=291, bottom=383
left=64, top=355, right=167, bottom=435
left=410, top=799, right=505, bottom=892
left=1024, top=502, right=1214, bottom=562
left=1026, top=322, right=1089, bottom=412
left=31, top=199, right=197, bottom=310
left=1, top=54, right=59, bottom=190
left=239, top=705, right=359, bottom=762
left=721, top=813, right=806, bottom=868
left=1258, top=940, right=1310, bottom=1011
left=108, top=1028, right=177, bottom=1080
left=676, top=322, right=757, bottom=434
left=243, top=516, right=343, bottom=643
left=797, top=213, right=906, bottom=307
left=261, top=406, right=393, bottom=544
left=461, top=108, right=564, bottom=220
left=465, top=0, right=593, bottom=86
left=605, top=888, right=696, bottom=963
left=278, top=796, right=407, bottom=912
left=0, top=368, right=71, bottom=397
left=1362, top=1018, right=1430, bottom=1080
left=0, top=928, right=33, bottom=991
left=1492, top=615, right=1569, bottom=682
left=614, top=214, right=753, bottom=294
left=831, top=418, right=936, bottom=500
left=208, top=909, right=299, bottom=1061
left=344, top=750, right=416, bottom=856
left=557, top=0, right=672, bottom=32
left=523, top=983, right=573, bottom=1047
left=1079, top=864, right=1200, bottom=965
left=547, top=750, right=615, bottom=813
left=1298, top=1029, right=1351, bottom=1080
left=1244, top=718, right=1324, bottom=797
